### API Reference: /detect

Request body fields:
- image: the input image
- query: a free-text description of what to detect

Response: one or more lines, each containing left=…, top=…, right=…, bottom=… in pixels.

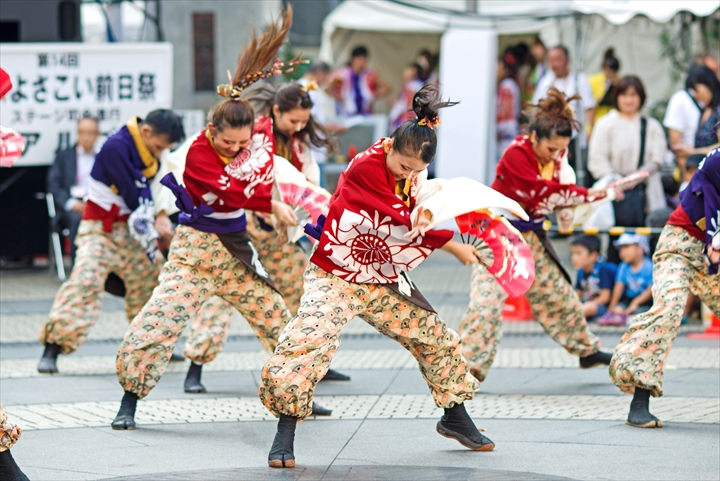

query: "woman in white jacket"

left=588, top=76, right=667, bottom=223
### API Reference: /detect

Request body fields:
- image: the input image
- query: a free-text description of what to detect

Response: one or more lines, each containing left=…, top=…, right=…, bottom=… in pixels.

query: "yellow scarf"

left=537, top=160, right=554, bottom=181
left=395, top=179, right=412, bottom=208
left=205, top=130, right=234, bottom=165
left=126, top=117, right=158, bottom=178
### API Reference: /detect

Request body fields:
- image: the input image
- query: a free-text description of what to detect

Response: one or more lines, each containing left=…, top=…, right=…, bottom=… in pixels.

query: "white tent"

left=320, top=0, right=719, bottom=185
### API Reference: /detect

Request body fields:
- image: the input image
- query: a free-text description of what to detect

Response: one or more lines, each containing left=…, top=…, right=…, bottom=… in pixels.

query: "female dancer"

left=111, top=6, right=335, bottom=429
left=458, top=88, right=617, bottom=384
left=181, top=81, right=349, bottom=394
left=260, top=84, right=494, bottom=468
left=610, top=148, right=719, bottom=428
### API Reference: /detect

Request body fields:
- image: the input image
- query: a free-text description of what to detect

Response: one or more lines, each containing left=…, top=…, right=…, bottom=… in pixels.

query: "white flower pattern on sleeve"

left=224, top=132, right=274, bottom=198
left=322, top=209, right=432, bottom=284
left=532, top=188, right=586, bottom=216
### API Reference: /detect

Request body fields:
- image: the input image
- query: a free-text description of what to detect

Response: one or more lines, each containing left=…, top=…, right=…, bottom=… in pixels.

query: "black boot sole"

left=268, top=457, right=295, bottom=468
left=37, top=355, right=59, bottom=374
left=579, top=361, right=605, bottom=369
left=184, top=384, right=207, bottom=394
left=111, top=415, right=136, bottom=430
left=311, top=402, right=332, bottom=416
left=321, top=369, right=351, bottom=381
left=626, top=419, right=664, bottom=428
left=436, top=422, right=495, bottom=451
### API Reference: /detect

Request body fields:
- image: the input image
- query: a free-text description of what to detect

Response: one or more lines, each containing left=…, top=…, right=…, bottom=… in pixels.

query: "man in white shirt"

left=663, top=68, right=704, bottom=184
left=46, top=116, right=100, bottom=259
left=533, top=46, right=595, bottom=182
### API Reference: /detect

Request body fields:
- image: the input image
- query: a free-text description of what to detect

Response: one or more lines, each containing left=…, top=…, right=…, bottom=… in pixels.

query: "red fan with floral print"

left=456, top=210, right=535, bottom=297
left=0, top=128, right=26, bottom=168
left=275, top=176, right=331, bottom=243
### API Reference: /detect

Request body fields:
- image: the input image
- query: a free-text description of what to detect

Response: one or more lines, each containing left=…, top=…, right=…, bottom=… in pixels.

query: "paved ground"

left=1, top=241, right=718, bottom=481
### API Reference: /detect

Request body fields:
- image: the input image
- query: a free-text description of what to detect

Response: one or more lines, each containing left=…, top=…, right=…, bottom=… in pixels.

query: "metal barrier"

left=542, top=222, right=664, bottom=236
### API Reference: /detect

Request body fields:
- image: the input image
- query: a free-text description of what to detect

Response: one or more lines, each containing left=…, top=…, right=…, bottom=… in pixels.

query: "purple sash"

left=160, top=174, right=247, bottom=234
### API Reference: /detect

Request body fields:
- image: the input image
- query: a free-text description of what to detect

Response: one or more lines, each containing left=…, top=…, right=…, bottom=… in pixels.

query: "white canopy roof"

left=322, top=0, right=719, bottom=38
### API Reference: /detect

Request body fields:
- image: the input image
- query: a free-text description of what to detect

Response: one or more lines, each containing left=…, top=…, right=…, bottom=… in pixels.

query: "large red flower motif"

left=322, top=209, right=432, bottom=284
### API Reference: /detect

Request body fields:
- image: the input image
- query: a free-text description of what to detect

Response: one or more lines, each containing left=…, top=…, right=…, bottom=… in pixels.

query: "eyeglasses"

left=78, top=130, right=99, bottom=136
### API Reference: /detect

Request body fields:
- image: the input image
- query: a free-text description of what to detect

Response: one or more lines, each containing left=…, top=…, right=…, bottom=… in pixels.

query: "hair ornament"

left=564, top=105, right=575, bottom=117
left=504, top=52, right=516, bottom=66
left=217, top=56, right=310, bottom=99
left=300, top=80, right=318, bottom=93
left=418, top=117, right=441, bottom=130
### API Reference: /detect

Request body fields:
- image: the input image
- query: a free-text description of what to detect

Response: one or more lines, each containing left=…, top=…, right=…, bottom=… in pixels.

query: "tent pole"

left=574, top=13, right=585, bottom=187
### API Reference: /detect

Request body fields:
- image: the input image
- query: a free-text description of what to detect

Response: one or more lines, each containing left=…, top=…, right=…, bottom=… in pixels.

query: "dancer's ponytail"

left=526, top=87, right=581, bottom=140
left=389, top=83, right=458, bottom=164
left=209, top=5, right=294, bottom=132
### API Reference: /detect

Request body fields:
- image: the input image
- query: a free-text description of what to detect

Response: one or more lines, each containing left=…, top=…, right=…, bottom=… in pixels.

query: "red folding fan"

left=456, top=210, right=535, bottom=297
left=0, top=128, right=26, bottom=168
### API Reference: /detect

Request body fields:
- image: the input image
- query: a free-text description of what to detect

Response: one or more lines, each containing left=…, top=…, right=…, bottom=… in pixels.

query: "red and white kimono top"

left=492, top=134, right=603, bottom=230
left=309, top=140, right=452, bottom=310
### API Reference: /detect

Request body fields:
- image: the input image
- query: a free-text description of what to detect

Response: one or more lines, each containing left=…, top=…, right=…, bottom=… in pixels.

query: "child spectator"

left=602, top=234, right=653, bottom=324
left=571, top=235, right=617, bottom=321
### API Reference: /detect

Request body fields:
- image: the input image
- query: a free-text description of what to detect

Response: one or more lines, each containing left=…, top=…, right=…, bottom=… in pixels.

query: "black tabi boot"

left=111, top=391, right=138, bottom=430
left=268, top=414, right=297, bottom=468
left=626, top=388, right=663, bottom=428
left=0, top=449, right=30, bottom=481
left=37, top=342, right=61, bottom=374
left=436, top=403, right=495, bottom=451
left=169, top=352, right=185, bottom=362
left=184, top=362, right=207, bottom=393
left=579, top=350, right=612, bottom=369
left=310, top=402, right=332, bottom=416
left=321, top=368, right=351, bottom=382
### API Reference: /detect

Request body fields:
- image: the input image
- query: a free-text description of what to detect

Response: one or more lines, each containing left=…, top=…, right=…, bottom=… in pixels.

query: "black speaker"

left=0, top=0, right=81, bottom=42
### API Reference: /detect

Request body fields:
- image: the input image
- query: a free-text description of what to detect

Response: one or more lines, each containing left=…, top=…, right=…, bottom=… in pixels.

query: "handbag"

left=612, top=117, right=647, bottom=227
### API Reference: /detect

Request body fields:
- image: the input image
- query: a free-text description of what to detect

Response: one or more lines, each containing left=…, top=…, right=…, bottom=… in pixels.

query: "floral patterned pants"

left=0, top=404, right=21, bottom=452
left=182, top=213, right=308, bottom=363
left=458, top=230, right=601, bottom=382
left=260, top=263, right=479, bottom=420
left=40, top=220, right=161, bottom=355
left=116, top=225, right=291, bottom=399
left=610, top=226, right=720, bottom=397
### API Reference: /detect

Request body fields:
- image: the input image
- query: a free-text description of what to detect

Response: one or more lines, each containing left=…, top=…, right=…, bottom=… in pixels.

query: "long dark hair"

left=245, top=82, right=334, bottom=152
left=208, top=5, right=293, bottom=132
left=602, top=48, right=620, bottom=72
left=686, top=65, right=720, bottom=110
left=526, top=87, right=581, bottom=140
left=389, top=83, right=458, bottom=164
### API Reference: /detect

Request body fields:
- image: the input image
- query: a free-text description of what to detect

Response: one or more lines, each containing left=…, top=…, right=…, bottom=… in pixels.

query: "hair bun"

left=412, top=84, right=458, bottom=125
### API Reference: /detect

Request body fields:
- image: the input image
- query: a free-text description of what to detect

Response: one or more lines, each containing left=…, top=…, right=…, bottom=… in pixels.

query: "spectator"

left=300, top=61, right=345, bottom=165
left=690, top=66, right=720, bottom=153
left=533, top=45, right=595, bottom=174
left=695, top=53, right=720, bottom=78
left=388, top=63, right=423, bottom=130
left=570, top=235, right=617, bottom=321
left=661, top=174, right=681, bottom=209
left=328, top=45, right=391, bottom=117
left=300, top=61, right=335, bottom=126
left=416, top=49, right=438, bottom=84
left=524, top=36, right=547, bottom=103
left=588, top=48, right=621, bottom=123
left=496, top=49, right=521, bottom=156
left=46, top=115, right=100, bottom=260
left=588, top=75, right=667, bottom=236
left=602, top=234, right=653, bottom=324
left=665, top=66, right=713, bottom=183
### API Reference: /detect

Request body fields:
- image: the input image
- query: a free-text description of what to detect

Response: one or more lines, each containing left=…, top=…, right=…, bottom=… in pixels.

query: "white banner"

left=0, top=43, right=173, bottom=167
